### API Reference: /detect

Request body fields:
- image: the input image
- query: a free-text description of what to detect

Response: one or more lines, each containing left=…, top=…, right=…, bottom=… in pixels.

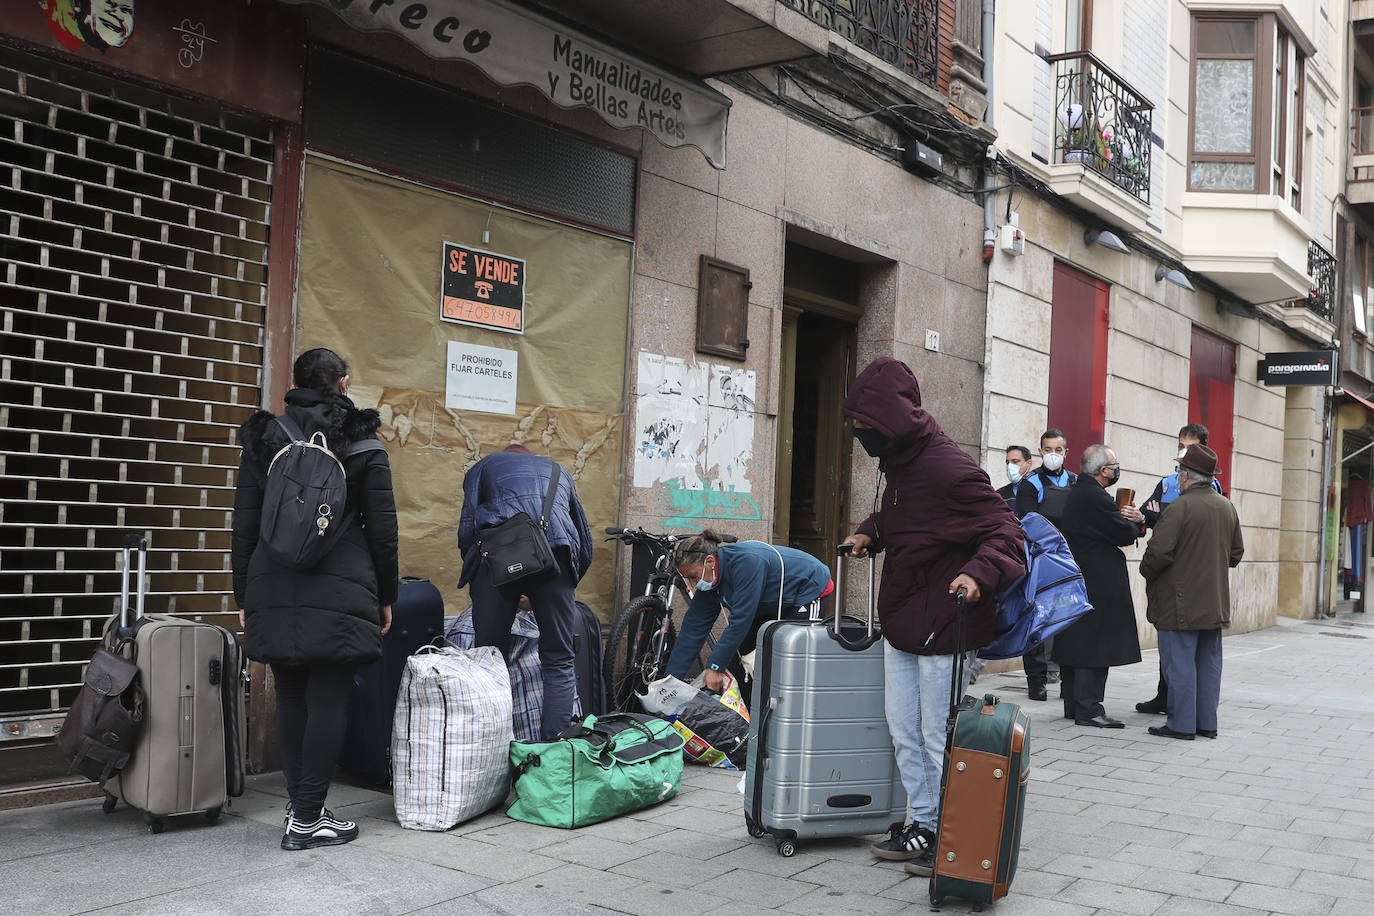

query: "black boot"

left=1135, top=695, right=1167, bottom=714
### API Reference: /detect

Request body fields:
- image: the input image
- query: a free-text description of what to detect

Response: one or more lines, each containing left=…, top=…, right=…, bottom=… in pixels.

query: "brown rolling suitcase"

left=928, top=594, right=1031, bottom=909
left=104, top=534, right=245, bottom=832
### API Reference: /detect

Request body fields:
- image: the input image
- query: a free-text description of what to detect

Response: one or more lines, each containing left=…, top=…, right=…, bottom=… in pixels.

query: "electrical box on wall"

left=999, top=223, right=1025, bottom=256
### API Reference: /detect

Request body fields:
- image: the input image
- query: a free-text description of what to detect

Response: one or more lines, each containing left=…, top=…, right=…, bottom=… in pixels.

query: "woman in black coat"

left=231, top=348, right=398, bottom=851
left=1052, top=444, right=1144, bottom=727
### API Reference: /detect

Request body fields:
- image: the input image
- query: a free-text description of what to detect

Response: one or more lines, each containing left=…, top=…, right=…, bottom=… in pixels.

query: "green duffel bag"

left=506, top=712, right=685, bottom=828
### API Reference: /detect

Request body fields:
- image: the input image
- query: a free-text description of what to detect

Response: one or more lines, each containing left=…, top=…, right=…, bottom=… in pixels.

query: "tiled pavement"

left=5, top=611, right=1374, bottom=914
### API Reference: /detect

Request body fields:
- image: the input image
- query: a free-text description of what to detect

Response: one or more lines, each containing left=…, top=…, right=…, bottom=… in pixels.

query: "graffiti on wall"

left=632, top=351, right=755, bottom=494
left=662, top=480, right=760, bottom=531
left=40, top=0, right=136, bottom=53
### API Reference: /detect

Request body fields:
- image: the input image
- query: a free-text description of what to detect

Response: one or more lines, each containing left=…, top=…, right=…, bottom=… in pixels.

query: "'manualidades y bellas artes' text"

left=548, top=35, right=687, bottom=140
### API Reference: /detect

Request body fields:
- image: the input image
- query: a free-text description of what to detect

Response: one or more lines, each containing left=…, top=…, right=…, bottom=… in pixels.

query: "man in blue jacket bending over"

left=665, top=531, right=832, bottom=701
left=459, top=444, right=592, bottom=739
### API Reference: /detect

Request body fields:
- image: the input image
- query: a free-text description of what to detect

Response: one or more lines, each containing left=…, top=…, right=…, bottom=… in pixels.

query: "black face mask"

left=854, top=428, right=891, bottom=458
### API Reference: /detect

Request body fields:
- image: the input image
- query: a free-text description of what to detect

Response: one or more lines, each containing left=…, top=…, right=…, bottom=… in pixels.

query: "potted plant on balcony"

left=1107, top=136, right=1145, bottom=191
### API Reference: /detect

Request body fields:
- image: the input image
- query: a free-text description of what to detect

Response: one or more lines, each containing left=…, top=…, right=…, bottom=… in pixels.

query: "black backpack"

left=258, top=414, right=386, bottom=570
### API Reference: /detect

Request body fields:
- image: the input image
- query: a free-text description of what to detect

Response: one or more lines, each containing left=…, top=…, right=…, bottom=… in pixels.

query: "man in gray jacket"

left=1139, top=444, right=1245, bottom=740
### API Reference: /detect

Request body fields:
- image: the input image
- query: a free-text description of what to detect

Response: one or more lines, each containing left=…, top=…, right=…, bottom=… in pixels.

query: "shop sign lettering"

left=280, top=0, right=730, bottom=168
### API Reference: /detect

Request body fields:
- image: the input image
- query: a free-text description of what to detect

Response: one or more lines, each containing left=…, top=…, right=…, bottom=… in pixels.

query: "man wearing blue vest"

left=1135, top=423, right=1225, bottom=714
left=1014, top=429, right=1075, bottom=701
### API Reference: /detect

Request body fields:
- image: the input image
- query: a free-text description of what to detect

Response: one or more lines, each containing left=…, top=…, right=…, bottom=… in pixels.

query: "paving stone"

left=803, top=884, right=923, bottom=915
left=1259, top=845, right=1356, bottom=877
left=464, top=818, right=573, bottom=851
left=608, top=850, right=734, bottom=887
left=1114, top=842, right=1211, bottom=874
left=1226, top=881, right=1336, bottom=916
left=510, top=863, right=641, bottom=907
left=1125, top=866, right=1238, bottom=902
left=718, top=841, right=831, bottom=877
left=535, top=834, right=654, bottom=869
left=1039, top=853, right=1149, bottom=886
left=358, top=832, right=563, bottom=883
left=638, top=826, right=749, bottom=860
left=788, top=859, right=906, bottom=896
left=595, top=878, right=717, bottom=916
left=1057, top=876, right=1169, bottom=915
left=713, top=867, right=819, bottom=908
left=1289, top=869, right=1374, bottom=903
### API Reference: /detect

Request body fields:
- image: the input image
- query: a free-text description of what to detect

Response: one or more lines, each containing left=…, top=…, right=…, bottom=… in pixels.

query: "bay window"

left=1189, top=13, right=1305, bottom=201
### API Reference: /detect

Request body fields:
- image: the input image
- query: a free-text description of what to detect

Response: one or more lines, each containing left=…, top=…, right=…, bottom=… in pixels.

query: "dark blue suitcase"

left=573, top=601, right=606, bottom=717
left=338, top=576, right=444, bottom=784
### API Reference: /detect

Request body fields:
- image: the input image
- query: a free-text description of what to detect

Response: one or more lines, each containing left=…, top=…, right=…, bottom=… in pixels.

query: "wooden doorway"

left=773, top=295, right=858, bottom=572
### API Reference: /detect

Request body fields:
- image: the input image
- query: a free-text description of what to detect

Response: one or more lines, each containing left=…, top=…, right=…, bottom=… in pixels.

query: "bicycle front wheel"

left=603, top=594, right=677, bottom=713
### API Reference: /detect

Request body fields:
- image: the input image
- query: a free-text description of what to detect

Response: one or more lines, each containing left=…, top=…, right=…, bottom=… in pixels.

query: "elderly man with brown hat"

left=1139, top=444, right=1245, bottom=740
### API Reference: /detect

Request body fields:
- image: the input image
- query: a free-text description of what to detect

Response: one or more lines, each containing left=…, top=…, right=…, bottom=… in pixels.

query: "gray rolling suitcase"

left=743, top=544, right=906, bottom=856
left=105, top=534, right=245, bottom=832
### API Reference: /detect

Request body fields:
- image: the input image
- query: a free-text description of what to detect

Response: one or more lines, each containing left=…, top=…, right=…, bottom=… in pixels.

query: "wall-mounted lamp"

left=1155, top=265, right=1195, bottom=292
left=1085, top=227, right=1130, bottom=254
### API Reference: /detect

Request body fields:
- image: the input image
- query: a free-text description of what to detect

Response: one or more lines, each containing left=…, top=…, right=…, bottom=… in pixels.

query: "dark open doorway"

left=773, top=304, right=858, bottom=572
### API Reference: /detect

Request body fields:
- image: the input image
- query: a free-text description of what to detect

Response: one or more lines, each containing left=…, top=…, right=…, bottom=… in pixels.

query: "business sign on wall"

left=446, top=340, right=518, bottom=415
left=441, top=242, right=526, bottom=333
left=279, top=0, right=731, bottom=167
left=1257, top=349, right=1337, bottom=387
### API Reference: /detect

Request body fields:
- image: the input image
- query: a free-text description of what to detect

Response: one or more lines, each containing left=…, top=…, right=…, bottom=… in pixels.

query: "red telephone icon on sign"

left=473, top=281, right=494, bottom=299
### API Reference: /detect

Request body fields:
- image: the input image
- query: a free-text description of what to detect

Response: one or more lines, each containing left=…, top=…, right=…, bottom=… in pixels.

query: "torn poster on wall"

left=632, top=351, right=754, bottom=493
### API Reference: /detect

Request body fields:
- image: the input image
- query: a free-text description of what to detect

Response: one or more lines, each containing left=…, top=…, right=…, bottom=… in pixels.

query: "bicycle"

left=601, top=526, right=738, bottom=712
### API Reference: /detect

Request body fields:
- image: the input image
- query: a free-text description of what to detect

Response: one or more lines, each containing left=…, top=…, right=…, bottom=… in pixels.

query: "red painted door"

left=1189, top=327, right=1236, bottom=491
left=1048, top=262, right=1111, bottom=472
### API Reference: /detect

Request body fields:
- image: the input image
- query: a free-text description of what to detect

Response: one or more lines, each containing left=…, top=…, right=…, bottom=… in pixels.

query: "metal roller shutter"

left=0, top=45, right=273, bottom=746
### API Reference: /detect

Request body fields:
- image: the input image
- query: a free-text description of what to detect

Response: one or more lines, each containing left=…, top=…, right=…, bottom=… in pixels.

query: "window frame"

left=1187, top=11, right=1304, bottom=201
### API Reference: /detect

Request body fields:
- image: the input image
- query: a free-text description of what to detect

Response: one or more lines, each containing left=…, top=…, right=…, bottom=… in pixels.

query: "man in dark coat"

left=1134, top=423, right=1223, bottom=715
left=459, top=444, right=592, bottom=739
left=841, top=358, right=1026, bottom=876
left=1140, top=444, right=1244, bottom=740
left=1053, top=444, right=1144, bottom=727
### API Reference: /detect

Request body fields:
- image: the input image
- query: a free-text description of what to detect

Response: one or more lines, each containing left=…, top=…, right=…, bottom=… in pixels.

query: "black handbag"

left=477, top=460, right=563, bottom=588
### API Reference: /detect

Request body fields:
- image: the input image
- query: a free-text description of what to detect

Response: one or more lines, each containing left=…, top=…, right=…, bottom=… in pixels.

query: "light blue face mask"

left=693, top=559, right=718, bottom=592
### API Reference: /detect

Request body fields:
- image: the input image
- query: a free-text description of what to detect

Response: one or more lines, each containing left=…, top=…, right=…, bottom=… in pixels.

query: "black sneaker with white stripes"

left=281, top=809, right=358, bottom=851
left=869, top=821, right=936, bottom=861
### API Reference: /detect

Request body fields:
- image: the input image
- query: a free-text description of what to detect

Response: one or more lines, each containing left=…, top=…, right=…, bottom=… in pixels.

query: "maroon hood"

left=842, top=357, right=941, bottom=459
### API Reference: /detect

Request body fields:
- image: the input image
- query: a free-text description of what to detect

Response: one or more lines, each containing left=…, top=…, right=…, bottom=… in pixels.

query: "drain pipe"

left=981, top=0, right=997, bottom=262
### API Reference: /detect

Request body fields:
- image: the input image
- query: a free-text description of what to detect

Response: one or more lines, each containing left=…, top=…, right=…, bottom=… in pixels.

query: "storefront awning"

left=1345, top=390, right=1374, bottom=415
left=280, top=0, right=731, bottom=168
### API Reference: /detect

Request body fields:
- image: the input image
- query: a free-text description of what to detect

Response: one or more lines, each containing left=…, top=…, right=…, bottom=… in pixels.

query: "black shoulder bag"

left=477, top=460, right=563, bottom=588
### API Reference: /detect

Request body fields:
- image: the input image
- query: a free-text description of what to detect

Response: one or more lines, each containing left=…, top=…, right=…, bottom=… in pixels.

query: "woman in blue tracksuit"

left=665, top=530, right=832, bottom=697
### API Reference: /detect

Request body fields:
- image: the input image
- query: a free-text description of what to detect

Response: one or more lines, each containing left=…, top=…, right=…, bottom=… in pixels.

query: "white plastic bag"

left=391, top=645, right=514, bottom=831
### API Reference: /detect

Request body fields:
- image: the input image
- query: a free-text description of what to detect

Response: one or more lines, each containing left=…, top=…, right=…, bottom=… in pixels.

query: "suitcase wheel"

left=101, top=794, right=117, bottom=814
left=143, top=813, right=164, bottom=834
left=205, top=806, right=223, bottom=825
left=776, top=840, right=796, bottom=857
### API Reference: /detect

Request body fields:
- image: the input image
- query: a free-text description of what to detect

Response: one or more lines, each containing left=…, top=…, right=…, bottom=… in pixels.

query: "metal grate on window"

left=307, top=48, right=637, bottom=237
left=0, top=45, right=272, bottom=740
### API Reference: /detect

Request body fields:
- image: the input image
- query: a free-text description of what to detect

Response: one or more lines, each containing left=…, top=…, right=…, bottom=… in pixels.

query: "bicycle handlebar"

left=604, top=526, right=738, bottom=544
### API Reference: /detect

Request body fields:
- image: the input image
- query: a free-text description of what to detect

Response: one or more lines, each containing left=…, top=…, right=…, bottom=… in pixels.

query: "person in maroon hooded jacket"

left=841, top=358, right=1026, bottom=877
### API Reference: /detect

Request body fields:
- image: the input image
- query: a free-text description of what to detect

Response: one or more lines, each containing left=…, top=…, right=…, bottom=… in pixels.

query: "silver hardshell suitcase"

left=743, top=545, right=905, bottom=856
left=105, top=534, right=244, bottom=832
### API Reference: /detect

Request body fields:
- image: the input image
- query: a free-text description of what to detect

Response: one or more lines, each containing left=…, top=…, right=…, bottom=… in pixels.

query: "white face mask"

left=1177, top=448, right=1188, bottom=460
left=1042, top=453, right=1065, bottom=473
left=1006, top=463, right=1023, bottom=485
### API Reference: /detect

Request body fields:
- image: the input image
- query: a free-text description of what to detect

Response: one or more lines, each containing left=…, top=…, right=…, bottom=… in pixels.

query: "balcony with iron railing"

left=1047, top=51, right=1153, bottom=204
left=1040, top=51, right=1154, bottom=232
left=783, top=0, right=941, bottom=88
left=1268, top=239, right=1337, bottom=343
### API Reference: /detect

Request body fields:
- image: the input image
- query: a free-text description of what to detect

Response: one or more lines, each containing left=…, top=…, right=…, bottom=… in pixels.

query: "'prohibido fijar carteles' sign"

left=441, top=242, right=526, bottom=334
left=446, top=340, right=518, bottom=415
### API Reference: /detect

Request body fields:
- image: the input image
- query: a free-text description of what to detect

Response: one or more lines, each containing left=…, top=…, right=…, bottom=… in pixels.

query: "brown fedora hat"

left=1178, top=443, right=1218, bottom=477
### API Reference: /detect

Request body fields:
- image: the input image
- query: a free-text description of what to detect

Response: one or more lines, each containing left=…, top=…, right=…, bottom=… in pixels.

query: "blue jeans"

left=884, top=641, right=973, bottom=827
left=1158, top=628, right=1222, bottom=735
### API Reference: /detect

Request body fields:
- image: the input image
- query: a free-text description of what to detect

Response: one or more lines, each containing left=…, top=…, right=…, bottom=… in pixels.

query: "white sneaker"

left=280, top=808, right=358, bottom=851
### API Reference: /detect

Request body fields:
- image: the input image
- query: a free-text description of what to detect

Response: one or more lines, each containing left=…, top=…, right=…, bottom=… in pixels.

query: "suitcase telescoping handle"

left=945, top=590, right=984, bottom=736
left=120, top=532, right=147, bottom=631
left=826, top=543, right=882, bottom=652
